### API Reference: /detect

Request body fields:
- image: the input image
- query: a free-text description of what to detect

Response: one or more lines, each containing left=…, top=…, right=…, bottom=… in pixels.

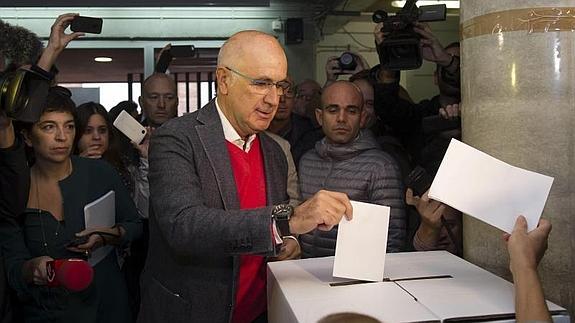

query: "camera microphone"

left=46, top=259, right=94, bottom=292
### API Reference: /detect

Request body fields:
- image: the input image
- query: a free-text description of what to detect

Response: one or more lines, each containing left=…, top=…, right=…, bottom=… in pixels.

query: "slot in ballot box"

left=267, top=251, right=570, bottom=323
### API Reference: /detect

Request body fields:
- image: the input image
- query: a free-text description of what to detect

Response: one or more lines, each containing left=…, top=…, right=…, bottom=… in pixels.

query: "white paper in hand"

left=333, top=201, right=390, bottom=282
left=428, top=139, right=553, bottom=233
left=84, top=190, right=115, bottom=266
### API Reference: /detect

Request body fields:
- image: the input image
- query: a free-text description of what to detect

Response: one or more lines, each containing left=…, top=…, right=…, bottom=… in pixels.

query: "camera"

left=0, top=70, right=28, bottom=117
left=1, top=20, right=49, bottom=123
left=0, top=68, right=52, bottom=123
left=372, top=0, right=446, bottom=70
left=337, top=52, right=357, bottom=72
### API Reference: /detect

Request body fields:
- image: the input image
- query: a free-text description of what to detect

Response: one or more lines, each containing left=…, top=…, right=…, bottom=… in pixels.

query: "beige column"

left=460, top=0, right=575, bottom=317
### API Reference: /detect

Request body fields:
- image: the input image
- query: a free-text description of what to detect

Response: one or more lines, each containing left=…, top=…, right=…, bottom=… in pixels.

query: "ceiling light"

left=391, top=1, right=459, bottom=9
left=94, top=57, right=113, bottom=63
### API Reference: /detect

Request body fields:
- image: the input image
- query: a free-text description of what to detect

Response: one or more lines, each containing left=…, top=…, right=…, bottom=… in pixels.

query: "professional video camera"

left=1, top=19, right=49, bottom=123
left=372, top=0, right=446, bottom=70
left=0, top=69, right=30, bottom=118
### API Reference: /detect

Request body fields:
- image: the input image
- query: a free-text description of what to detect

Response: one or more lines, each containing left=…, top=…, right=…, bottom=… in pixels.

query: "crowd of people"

left=0, top=12, right=555, bottom=323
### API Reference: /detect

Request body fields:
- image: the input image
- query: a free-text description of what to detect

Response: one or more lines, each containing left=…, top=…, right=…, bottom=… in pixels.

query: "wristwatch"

left=272, top=204, right=293, bottom=237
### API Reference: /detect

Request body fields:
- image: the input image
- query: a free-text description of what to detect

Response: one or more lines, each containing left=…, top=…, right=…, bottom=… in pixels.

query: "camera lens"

left=372, top=10, right=388, bottom=23
left=338, top=52, right=357, bottom=71
left=339, top=53, right=354, bottom=66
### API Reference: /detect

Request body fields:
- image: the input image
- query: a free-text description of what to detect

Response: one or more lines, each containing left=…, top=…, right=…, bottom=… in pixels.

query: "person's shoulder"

left=157, top=111, right=201, bottom=132
left=263, top=131, right=290, bottom=151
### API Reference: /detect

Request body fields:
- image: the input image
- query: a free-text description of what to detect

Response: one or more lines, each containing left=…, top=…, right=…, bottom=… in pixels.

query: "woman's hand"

left=67, top=226, right=122, bottom=256
left=133, top=126, right=153, bottom=159
left=23, top=256, right=54, bottom=285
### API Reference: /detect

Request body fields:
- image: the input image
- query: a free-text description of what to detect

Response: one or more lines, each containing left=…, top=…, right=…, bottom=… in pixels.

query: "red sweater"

left=226, top=137, right=267, bottom=323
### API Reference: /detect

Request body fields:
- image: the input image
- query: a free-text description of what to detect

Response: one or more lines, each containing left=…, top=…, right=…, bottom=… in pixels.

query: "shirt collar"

left=215, top=98, right=256, bottom=152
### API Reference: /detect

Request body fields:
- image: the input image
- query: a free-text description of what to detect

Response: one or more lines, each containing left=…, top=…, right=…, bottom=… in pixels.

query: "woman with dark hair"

left=75, top=101, right=149, bottom=319
left=1, top=87, right=142, bottom=322
left=74, top=102, right=134, bottom=195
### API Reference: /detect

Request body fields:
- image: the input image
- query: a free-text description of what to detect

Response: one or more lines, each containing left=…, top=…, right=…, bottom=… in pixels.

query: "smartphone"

left=113, top=110, right=147, bottom=144
left=66, top=236, right=89, bottom=248
left=169, top=45, right=196, bottom=58
left=405, top=166, right=434, bottom=197
left=70, top=16, right=103, bottom=34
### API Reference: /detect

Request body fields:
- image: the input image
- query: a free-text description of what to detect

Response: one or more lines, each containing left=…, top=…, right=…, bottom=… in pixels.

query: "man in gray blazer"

left=139, top=30, right=353, bottom=323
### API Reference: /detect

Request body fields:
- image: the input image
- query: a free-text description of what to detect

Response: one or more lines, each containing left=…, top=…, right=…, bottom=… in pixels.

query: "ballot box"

left=267, top=251, right=570, bottom=323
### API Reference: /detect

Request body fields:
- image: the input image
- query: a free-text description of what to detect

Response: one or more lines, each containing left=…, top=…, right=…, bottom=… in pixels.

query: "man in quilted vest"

left=298, top=80, right=406, bottom=258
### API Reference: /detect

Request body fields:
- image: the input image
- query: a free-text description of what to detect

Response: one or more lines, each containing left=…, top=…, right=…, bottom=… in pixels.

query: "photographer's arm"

left=36, top=13, right=84, bottom=73
left=413, top=22, right=460, bottom=88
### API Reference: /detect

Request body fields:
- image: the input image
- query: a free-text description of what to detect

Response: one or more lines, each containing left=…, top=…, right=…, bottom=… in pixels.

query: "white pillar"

left=461, top=0, right=575, bottom=316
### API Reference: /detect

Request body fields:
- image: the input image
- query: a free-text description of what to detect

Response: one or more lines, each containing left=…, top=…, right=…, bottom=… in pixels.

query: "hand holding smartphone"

left=113, top=110, right=147, bottom=144
left=155, top=45, right=196, bottom=73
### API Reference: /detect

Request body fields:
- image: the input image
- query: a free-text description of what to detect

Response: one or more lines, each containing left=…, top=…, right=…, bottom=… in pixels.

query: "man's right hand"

left=325, top=56, right=342, bottom=85
left=289, top=190, right=353, bottom=234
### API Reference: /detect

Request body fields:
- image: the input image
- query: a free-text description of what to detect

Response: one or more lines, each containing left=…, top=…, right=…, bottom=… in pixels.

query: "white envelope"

left=429, top=139, right=554, bottom=233
left=333, top=201, right=390, bottom=282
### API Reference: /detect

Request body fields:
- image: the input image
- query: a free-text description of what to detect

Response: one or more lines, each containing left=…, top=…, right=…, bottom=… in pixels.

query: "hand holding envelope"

left=428, top=139, right=554, bottom=233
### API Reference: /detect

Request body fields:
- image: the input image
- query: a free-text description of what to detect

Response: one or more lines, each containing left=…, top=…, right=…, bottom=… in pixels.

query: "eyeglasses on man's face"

left=225, top=66, right=292, bottom=97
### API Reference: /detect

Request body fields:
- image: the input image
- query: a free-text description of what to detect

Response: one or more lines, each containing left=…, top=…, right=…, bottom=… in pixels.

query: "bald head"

left=139, top=73, right=178, bottom=127
left=297, top=79, right=321, bottom=93
left=214, top=30, right=289, bottom=138
left=142, top=73, right=177, bottom=93
left=218, top=30, right=287, bottom=72
left=322, top=81, right=363, bottom=109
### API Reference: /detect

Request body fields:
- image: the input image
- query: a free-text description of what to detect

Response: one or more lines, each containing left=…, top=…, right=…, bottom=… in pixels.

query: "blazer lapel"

left=196, top=101, right=240, bottom=210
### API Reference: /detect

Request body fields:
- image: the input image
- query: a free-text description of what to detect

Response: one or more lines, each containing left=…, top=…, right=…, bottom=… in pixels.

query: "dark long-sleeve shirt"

left=1, top=153, right=142, bottom=323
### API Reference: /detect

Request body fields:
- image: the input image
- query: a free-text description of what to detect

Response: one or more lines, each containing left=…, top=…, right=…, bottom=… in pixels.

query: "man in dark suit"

left=139, top=30, right=353, bottom=323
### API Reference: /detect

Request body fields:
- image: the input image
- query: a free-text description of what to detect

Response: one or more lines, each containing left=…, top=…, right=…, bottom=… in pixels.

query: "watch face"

left=274, top=204, right=293, bottom=220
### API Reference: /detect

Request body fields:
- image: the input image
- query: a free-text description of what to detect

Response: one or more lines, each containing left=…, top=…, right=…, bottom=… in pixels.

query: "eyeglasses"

left=225, top=66, right=291, bottom=96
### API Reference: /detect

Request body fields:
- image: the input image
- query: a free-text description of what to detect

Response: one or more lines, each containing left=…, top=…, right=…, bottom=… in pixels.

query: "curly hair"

left=0, top=19, right=43, bottom=68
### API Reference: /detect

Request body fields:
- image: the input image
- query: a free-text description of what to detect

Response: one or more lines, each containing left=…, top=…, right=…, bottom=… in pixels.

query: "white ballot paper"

left=84, top=190, right=115, bottom=266
left=333, top=201, right=390, bottom=282
left=429, top=139, right=554, bottom=233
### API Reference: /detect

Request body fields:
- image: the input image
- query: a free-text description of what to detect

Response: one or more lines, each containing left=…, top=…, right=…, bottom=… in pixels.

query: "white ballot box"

left=267, top=251, right=570, bottom=323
